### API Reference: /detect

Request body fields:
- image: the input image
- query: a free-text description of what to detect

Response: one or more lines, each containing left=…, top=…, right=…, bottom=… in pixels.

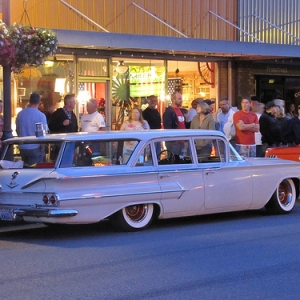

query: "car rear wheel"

left=265, top=179, right=296, bottom=214
left=111, top=204, right=154, bottom=231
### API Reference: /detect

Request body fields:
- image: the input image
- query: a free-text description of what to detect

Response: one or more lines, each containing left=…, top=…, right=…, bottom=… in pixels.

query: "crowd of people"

left=160, top=92, right=300, bottom=158
left=1, top=91, right=299, bottom=164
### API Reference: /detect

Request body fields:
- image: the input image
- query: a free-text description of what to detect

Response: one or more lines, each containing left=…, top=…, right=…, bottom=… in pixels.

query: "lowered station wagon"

left=0, top=129, right=299, bottom=231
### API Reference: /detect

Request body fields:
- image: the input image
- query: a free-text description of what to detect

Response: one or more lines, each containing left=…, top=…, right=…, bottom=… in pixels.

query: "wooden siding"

left=239, top=0, right=300, bottom=44
left=8, top=0, right=237, bottom=40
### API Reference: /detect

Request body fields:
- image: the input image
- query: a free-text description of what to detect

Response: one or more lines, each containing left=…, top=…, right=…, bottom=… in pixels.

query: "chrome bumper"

left=14, top=208, right=78, bottom=218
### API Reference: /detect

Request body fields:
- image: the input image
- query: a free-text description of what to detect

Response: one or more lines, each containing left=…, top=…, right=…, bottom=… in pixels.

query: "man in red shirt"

left=233, top=97, right=259, bottom=157
left=163, top=92, right=186, bottom=129
left=162, top=92, right=187, bottom=155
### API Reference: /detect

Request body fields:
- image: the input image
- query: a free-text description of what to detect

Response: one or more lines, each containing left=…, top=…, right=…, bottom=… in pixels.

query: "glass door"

left=77, top=58, right=110, bottom=129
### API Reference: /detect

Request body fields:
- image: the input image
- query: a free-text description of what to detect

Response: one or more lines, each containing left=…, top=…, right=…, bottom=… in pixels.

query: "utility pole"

left=2, top=0, right=13, bottom=140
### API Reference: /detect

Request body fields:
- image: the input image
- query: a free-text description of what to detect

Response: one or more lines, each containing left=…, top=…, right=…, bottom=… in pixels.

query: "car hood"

left=0, top=169, right=56, bottom=192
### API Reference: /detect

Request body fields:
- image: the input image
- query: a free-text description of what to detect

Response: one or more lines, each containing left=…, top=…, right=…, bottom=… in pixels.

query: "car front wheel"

left=265, top=179, right=296, bottom=214
left=111, top=204, right=154, bottom=231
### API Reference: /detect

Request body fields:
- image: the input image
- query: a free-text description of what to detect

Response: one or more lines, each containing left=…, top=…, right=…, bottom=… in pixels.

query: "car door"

left=194, top=137, right=253, bottom=211
left=155, top=138, right=205, bottom=215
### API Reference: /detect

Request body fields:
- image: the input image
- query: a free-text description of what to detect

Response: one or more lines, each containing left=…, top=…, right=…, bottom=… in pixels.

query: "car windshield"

left=60, top=139, right=140, bottom=167
left=1, top=141, right=63, bottom=168
left=229, top=144, right=244, bottom=161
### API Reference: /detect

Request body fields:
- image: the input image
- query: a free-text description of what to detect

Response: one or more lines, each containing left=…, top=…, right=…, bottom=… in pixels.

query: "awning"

left=54, top=29, right=300, bottom=62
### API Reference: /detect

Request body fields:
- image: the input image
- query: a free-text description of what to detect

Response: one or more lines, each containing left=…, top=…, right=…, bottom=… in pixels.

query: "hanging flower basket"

left=8, top=23, right=58, bottom=73
left=0, top=20, right=15, bottom=66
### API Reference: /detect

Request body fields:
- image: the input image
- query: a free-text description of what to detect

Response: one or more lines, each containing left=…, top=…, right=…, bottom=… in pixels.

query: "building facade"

left=1, top=0, right=300, bottom=131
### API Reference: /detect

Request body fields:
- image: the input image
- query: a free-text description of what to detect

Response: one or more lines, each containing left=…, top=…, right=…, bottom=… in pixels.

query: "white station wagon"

left=0, top=129, right=299, bottom=231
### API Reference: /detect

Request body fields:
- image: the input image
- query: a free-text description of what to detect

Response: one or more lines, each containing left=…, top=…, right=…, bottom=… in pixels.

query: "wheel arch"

left=291, top=177, right=300, bottom=199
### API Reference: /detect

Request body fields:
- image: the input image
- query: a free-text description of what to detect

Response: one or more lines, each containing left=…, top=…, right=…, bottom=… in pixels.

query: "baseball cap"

left=265, top=101, right=276, bottom=109
left=192, top=98, right=203, bottom=106
left=203, top=99, right=215, bottom=105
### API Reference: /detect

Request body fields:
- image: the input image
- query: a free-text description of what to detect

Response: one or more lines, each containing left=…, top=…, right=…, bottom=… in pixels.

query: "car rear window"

left=60, top=139, right=140, bottom=168
left=1, top=142, right=63, bottom=169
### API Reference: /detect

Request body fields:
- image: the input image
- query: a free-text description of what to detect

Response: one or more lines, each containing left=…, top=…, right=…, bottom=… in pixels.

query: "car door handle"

left=205, top=167, right=221, bottom=175
left=159, top=173, right=170, bottom=178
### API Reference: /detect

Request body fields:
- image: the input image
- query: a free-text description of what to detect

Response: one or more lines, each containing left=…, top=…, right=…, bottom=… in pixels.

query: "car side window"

left=193, top=138, right=226, bottom=163
left=135, top=144, right=153, bottom=166
left=60, top=139, right=140, bottom=167
left=156, top=139, right=192, bottom=165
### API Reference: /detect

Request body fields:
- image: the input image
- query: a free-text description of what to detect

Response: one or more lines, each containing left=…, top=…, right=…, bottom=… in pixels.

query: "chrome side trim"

left=175, top=182, right=186, bottom=199
left=36, top=189, right=162, bottom=202
left=14, top=208, right=78, bottom=218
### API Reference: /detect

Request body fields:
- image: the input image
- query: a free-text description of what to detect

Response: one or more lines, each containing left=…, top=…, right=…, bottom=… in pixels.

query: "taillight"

left=49, top=195, right=57, bottom=205
left=42, top=194, right=58, bottom=205
left=42, top=195, right=49, bottom=204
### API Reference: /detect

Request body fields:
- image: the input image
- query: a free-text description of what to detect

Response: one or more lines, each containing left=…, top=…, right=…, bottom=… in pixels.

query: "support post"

left=2, top=0, right=13, bottom=140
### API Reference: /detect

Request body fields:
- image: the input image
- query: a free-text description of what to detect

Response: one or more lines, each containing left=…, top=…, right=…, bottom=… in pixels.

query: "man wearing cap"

left=16, top=92, right=48, bottom=166
left=259, top=100, right=283, bottom=155
left=233, top=97, right=259, bottom=157
left=142, top=95, right=161, bottom=129
left=203, top=99, right=215, bottom=114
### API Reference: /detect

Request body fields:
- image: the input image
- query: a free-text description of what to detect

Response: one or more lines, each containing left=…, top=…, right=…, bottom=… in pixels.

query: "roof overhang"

left=54, top=29, right=300, bottom=62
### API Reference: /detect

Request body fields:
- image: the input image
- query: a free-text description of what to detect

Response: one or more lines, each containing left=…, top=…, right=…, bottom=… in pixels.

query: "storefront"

left=2, top=29, right=300, bottom=132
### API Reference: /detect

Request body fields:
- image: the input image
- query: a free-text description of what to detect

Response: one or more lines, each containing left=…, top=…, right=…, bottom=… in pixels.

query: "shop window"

left=15, top=55, right=74, bottom=120
left=78, top=58, right=108, bottom=77
left=111, top=58, right=165, bottom=130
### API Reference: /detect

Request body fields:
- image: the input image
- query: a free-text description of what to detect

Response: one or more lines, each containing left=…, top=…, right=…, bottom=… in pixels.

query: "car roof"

left=4, top=129, right=226, bottom=143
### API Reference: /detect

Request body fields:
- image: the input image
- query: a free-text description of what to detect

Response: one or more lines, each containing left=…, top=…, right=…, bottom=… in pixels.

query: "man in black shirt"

left=259, top=101, right=282, bottom=155
left=142, top=95, right=161, bottom=129
left=48, top=94, right=78, bottom=133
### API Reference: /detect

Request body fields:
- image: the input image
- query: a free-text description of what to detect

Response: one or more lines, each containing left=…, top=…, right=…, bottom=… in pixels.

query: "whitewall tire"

left=111, top=204, right=154, bottom=232
left=265, top=179, right=296, bottom=214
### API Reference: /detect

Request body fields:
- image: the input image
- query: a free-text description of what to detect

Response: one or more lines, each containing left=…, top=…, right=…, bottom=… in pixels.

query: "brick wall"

left=235, top=62, right=256, bottom=108
left=218, top=62, right=228, bottom=102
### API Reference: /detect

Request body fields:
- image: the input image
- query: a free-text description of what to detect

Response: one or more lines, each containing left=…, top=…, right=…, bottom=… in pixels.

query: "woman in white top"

left=120, top=107, right=150, bottom=162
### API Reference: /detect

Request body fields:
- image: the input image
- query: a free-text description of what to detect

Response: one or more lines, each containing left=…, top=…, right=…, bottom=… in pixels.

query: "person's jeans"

left=235, top=144, right=256, bottom=157
left=20, top=147, right=45, bottom=166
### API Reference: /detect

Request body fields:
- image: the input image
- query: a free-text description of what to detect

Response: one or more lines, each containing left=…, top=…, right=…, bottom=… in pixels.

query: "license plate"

left=0, top=209, right=14, bottom=221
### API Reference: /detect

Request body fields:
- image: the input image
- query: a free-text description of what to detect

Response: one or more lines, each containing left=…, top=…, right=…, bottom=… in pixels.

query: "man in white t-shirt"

left=80, top=98, right=106, bottom=132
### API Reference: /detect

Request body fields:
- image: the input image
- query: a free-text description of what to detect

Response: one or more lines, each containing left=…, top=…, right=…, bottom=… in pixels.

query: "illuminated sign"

left=129, top=66, right=165, bottom=97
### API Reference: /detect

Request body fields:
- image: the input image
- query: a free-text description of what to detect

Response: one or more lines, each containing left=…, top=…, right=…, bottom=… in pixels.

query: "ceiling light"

left=44, top=61, right=54, bottom=68
left=116, top=61, right=128, bottom=74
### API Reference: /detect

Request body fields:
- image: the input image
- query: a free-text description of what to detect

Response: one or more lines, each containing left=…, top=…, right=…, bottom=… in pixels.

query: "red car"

left=265, top=145, right=300, bottom=162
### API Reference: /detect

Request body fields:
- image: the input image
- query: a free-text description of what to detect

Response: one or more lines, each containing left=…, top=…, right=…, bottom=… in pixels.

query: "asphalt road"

left=1, top=203, right=300, bottom=300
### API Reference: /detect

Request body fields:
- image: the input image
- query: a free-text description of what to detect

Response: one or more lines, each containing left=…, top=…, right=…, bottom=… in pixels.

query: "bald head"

left=86, top=98, right=98, bottom=114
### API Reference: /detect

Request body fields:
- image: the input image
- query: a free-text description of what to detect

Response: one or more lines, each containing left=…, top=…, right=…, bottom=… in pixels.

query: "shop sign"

left=266, top=66, right=288, bottom=74
left=129, top=66, right=165, bottom=97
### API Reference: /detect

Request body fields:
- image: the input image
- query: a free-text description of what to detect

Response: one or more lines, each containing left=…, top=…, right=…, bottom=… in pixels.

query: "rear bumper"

left=14, top=208, right=78, bottom=218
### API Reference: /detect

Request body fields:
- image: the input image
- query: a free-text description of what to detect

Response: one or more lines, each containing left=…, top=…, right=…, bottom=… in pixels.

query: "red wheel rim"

left=125, top=205, right=147, bottom=222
